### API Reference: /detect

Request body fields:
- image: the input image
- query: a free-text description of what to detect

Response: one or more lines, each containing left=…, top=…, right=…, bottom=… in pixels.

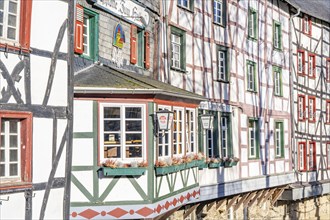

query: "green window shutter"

left=228, top=114, right=232, bottom=157
left=281, top=122, right=284, bottom=158
left=213, top=111, right=219, bottom=157
left=223, top=0, right=227, bottom=26
left=189, top=0, right=194, bottom=11
left=256, top=119, right=260, bottom=159
left=181, top=32, right=186, bottom=70
left=198, top=109, right=204, bottom=153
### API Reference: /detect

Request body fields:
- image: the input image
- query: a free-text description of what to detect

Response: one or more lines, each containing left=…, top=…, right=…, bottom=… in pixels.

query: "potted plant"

left=224, top=156, right=239, bottom=167
left=100, top=159, right=147, bottom=176
left=208, top=157, right=221, bottom=168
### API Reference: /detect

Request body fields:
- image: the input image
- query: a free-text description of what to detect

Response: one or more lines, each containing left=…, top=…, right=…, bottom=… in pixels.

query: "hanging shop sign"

left=199, top=101, right=232, bottom=112
left=92, top=0, right=150, bottom=27
left=113, top=24, right=125, bottom=48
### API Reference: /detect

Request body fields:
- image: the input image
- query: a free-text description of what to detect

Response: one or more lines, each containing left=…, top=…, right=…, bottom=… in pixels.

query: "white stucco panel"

left=275, top=160, right=285, bottom=173
left=248, top=162, right=260, bottom=177
left=194, top=39, right=203, bottom=67
left=0, top=192, right=25, bottom=220
left=241, top=148, right=248, bottom=163
left=33, top=188, right=64, bottom=220
left=72, top=139, right=94, bottom=166
left=74, top=100, right=94, bottom=132
left=241, top=165, right=248, bottom=178
left=238, top=79, right=245, bottom=102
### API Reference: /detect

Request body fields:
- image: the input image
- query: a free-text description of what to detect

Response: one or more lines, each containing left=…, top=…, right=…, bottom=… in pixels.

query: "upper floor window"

left=217, top=46, right=228, bottom=81
left=298, top=94, right=306, bottom=121
left=308, top=96, right=316, bottom=123
left=248, top=118, right=259, bottom=159
left=327, top=142, right=330, bottom=169
left=130, top=25, right=150, bottom=69
left=326, top=58, right=330, bottom=82
left=158, top=106, right=171, bottom=157
left=171, top=26, right=186, bottom=71
left=298, top=142, right=306, bottom=171
left=248, top=8, right=258, bottom=40
left=173, top=108, right=183, bottom=156
left=0, top=0, right=32, bottom=50
left=326, top=100, right=330, bottom=124
left=275, top=121, right=284, bottom=158
left=185, top=109, right=196, bottom=154
left=273, top=20, right=281, bottom=50
left=100, top=103, right=146, bottom=161
left=297, top=50, right=305, bottom=75
left=0, top=111, right=32, bottom=188
left=273, top=66, right=282, bottom=96
left=213, top=0, right=225, bottom=26
left=308, top=141, right=316, bottom=171
left=302, top=15, right=311, bottom=35
left=308, top=53, right=316, bottom=78
left=220, top=114, right=231, bottom=158
left=178, top=0, right=193, bottom=11
left=247, top=60, right=257, bottom=92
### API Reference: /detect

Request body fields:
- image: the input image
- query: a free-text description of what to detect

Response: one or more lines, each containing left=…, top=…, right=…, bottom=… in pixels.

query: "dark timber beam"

left=183, top=204, right=199, bottom=219
left=243, top=192, right=257, bottom=208
left=227, top=195, right=240, bottom=210
left=216, top=199, right=227, bottom=210
left=248, top=190, right=264, bottom=207
left=234, top=193, right=250, bottom=211
left=271, top=188, right=285, bottom=206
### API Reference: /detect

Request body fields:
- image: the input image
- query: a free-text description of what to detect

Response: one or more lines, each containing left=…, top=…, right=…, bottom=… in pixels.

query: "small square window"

left=217, top=46, right=228, bottom=81
left=213, top=0, right=226, bottom=26
left=171, top=27, right=186, bottom=71
left=178, top=0, right=193, bottom=11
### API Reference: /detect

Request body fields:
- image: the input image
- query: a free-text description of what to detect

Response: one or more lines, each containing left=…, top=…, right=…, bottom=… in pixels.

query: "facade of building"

left=0, top=0, right=74, bottom=219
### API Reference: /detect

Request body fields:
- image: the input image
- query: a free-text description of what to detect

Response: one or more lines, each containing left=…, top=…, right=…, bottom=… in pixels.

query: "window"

left=273, top=20, right=281, bottom=50
left=298, top=142, right=306, bottom=171
left=248, top=8, right=257, bottom=40
left=0, top=0, right=32, bottom=49
left=220, top=115, right=231, bottom=158
left=298, top=94, right=306, bottom=121
left=100, top=103, right=145, bottom=161
left=173, top=108, right=183, bottom=155
left=185, top=109, right=196, bottom=153
left=326, top=58, right=330, bottom=82
left=274, top=121, right=284, bottom=158
left=326, top=100, right=330, bottom=124
left=327, top=143, right=330, bottom=169
left=308, top=96, right=316, bottom=123
left=297, top=50, right=305, bottom=75
left=0, top=111, right=32, bottom=187
left=217, top=46, right=228, bottom=81
left=207, top=129, right=214, bottom=158
left=213, top=0, right=226, bottom=26
left=178, top=0, right=193, bottom=10
left=308, top=141, right=316, bottom=171
left=247, top=60, right=257, bottom=92
left=273, top=66, right=282, bottom=96
left=171, top=26, right=186, bottom=71
left=248, top=119, right=259, bottom=159
left=130, top=25, right=150, bottom=69
left=302, top=15, right=311, bottom=35
left=308, top=54, right=316, bottom=78
left=158, top=106, right=171, bottom=157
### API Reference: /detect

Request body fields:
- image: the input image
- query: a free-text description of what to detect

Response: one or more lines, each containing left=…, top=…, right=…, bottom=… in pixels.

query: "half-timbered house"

left=0, top=0, right=74, bottom=219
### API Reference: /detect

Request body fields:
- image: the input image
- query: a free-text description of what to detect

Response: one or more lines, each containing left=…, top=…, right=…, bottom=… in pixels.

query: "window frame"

left=0, top=0, right=21, bottom=43
left=297, top=50, right=305, bottom=76
left=157, top=105, right=172, bottom=158
left=248, top=118, right=259, bottom=159
left=0, top=111, right=32, bottom=189
left=220, top=113, right=232, bottom=158
left=326, top=58, right=330, bottom=82
left=326, top=100, right=330, bottom=124
left=213, top=0, right=226, bottom=26
left=307, top=53, right=316, bottom=79
left=248, top=8, right=258, bottom=40
left=246, top=60, right=257, bottom=92
left=308, top=96, right=316, bottom=123
left=298, top=94, right=306, bottom=121
left=217, top=45, right=228, bottom=82
left=177, top=0, right=194, bottom=11
left=99, top=102, right=146, bottom=163
left=327, top=142, right=330, bottom=169
left=273, top=20, right=282, bottom=50
left=302, top=15, right=311, bottom=36
left=185, top=108, right=196, bottom=154
left=173, top=107, right=184, bottom=156
left=308, top=141, right=316, bottom=171
left=298, top=142, right=307, bottom=171
left=273, top=66, right=282, bottom=96
left=274, top=121, right=284, bottom=158
left=170, top=26, right=186, bottom=71
left=80, top=7, right=99, bottom=61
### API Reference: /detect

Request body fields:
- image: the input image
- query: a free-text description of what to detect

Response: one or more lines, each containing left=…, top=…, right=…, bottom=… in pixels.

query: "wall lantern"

left=200, top=114, right=214, bottom=130
left=156, top=110, right=174, bottom=131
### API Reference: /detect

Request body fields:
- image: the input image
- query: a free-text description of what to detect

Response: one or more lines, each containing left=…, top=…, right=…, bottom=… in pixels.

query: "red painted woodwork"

left=19, top=0, right=32, bottom=49
left=74, top=4, right=84, bottom=54
left=298, top=94, right=306, bottom=121
left=297, top=50, right=305, bottom=76
left=144, top=32, right=150, bottom=69
left=308, top=96, right=316, bottom=123
left=130, top=25, right=137, bottom=64
left=298, top=142, right=307, bottom=172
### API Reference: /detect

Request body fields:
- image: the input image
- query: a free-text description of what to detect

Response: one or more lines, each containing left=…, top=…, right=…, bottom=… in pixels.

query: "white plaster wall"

left=0, top=193, right=25, bottom=219
left=71, top=171, right=94, bottom=202
left=73, top=100, right=94, bottom=132
left=30, top=0, right=68, bottom=53
left=178, top=10, right=193, bottom=30
left=72, top=139, right=94, bottom=166
left=248, top=162, right=260, bottom=177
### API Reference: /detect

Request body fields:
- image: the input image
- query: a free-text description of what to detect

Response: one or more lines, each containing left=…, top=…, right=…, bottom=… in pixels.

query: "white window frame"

left=213, top=0, right=223, bottom=25
left=99, top=103, right=146, bottom=162
left=206, top=129, right=214, bottom=158
left=178, top=0, right=190, bottom=9
left=303, top=15, right=310, bottom=34
left=185, top=108, right=196, bottom=154
left=171, top=33, right=181, bottom=69
left=274, top=68, right=281, bottom=96
left=0, top=0, right=20, bottom=43
left=83, top=13, right=90, bottom=57
left=247, top=61, right=256, bottom=91
left=298, top=95, right=305, bottom=120
left=308, top=54, right=315, bottom=77
left=327, top=143, right=330, bottom=169
left=248, top=119, right=258, bottom=158
left=158, top=105, right=172, bottom=158
left=298, top=143, right=305, bottom=171
left=326, top=101, right=330, bottom=124
left=218, top=50, right=226, bottom=81
left=308, top=97, right=315, bottom=122
left=0, top=119, right=21, bottom=179
left=173, top=107, right=184, bottom=156
left=308, top=142, right=315, bottom=170
left=221, top=116, right=228, bottom=157
left=297, top=51, right=304, bottom=74
left=275, top=122, right=282, bottom=157
left=274, top=22, right=281, bottom=49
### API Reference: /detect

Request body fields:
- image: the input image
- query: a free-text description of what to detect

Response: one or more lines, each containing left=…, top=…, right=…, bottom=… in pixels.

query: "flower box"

left=198, top=162, right=208, bottom=169
left=224, top=161, right=238, bottom=167
left=208, top=163, right=220, bottom=168
left=155, top=166, right=176, bottom=175
left=185, top=161, right=197, bottom=169
left=100, top=167, right=147, bottom=176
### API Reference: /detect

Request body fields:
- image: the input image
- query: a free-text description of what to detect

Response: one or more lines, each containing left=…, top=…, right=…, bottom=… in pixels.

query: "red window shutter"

left=144, top=32, right=150, bottom=69
left=74, top=4, right=84, bottom=54
left=19, top=0, right=32, bottom=50
left=130, top=25, right=137, bottom=64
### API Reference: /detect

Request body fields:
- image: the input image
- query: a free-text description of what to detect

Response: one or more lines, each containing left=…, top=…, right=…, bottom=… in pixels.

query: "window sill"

left=0, top=43, right=30, bottom=56
left=215, top=79, right=229, bottom=83
left=246, top=89, right=258, bottom=93
left=99, top=167, right=147, bottom=176
left=177, top=5, right=194, bottom=13
left=213, top=22, right=226, bottom=28
left=274, top=94, right=283, bottom=97
left=170, top=67, right=187, bottom=73
left=0, top=182, right=32, bottom=191
left=273, top=47, right=282, bottom=52
left=79, top=54, right=97, bottom=62
left=155, top=161, right=200, bottom=176
left=247, top=36, right=258, bottom=42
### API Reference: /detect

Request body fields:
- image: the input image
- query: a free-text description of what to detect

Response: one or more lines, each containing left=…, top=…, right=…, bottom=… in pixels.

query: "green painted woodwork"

left=100, top=167, right=147, bottom=176
left=248, top=118, right=260, bottom=159
left=171, top=26, right=186, bottom=71
left=224, top=161, right=238, bottom=167
left=148, top=102, right=154, bottom=201
left=73, top=132, right=94, bottom=138
left=72, top=174, right=95, bottom=202
left=208, top=162, right=220, bottom=168
left=273, top=20, right=282, bottom=50
left=155, top=176, right=163, bottom=198
left=248, top=7, right=258, bottom=40
left=246, top=60, right=257, bottom=93
left=92, top=101, right=99, bottom=200
left=273, top=66, right=283, bottom=97
left=275, top=121, right=285, bottom=158
left=216, top=45, right=229, bottom=82
left=137, top=28, right=144, bottom=67
left=213, top=111, right=219, bottom=156
left=99, top=177, right=120, bottom=202
left=72, top=166, right=94, bottom=171
left=127, top=177, right=149, bottom=200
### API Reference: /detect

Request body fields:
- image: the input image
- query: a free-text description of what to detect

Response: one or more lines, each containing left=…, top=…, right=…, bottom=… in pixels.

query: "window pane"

left=126, top=121, right=141, bottom=131
left=9, top=1, right=17, bottom=13
left=104, top=120, right=120, bottom=131
left=1, top=120, right=4, bottom=132
left=0, top=11, right=3, bottom=23
left=104, top=107, right=120, bottom=118
left=104, top=133, right=120, bottom=144
left=126, top=146, right=142, bottom=158
left=8, top=14, right=16, bottom=27
left=7, top=27, right=15, bottom=39
left=0, top=164, right=4, bottom=176
left=0, top=150, right=4, bottom=162
left=126, top=133, right=142, bottom=144
left=0, top=0, right=4, bottom=9
left=0, top=25, right=3, bottom=37
left=104, top=146, right=120, bottom=158
left=10, top=135, right=18, bottom=148
left=126, top=107, right=141, bottom=118
left=1, top=135, right=4, bottom=147
left=10, top=149, right=17, bottom=161
left=9, top=120, right=17, bottom=133
left=9, top=163, right=17, bottom=176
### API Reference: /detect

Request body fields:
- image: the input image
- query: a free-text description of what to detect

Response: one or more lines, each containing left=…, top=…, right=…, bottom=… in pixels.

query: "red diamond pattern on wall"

left=165, top=201, right=171, bottom=210
left=136, top=207, right=154, bottom=217
left=186, top=192, right=191, bottom=200
left=78, top=209, right=99, bottom=219
left=179, top=195, right=185, bottom=203
left=108, top=208, right=128, bottom=218
left=156, top=204, right=162, bottom=213
left=192, top=190, right=197, bottom=197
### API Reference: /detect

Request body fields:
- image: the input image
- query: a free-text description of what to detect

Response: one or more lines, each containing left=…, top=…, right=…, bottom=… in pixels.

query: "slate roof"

left=286, top=0, right=330, bottom=23
left=74, top=64, right=206, bottom=101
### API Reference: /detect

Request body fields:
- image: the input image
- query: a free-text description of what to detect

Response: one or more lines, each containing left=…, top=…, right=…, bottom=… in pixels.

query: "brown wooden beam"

left=227, top=195, right=240, bottom=210
left=233, top=193, right=250, bottom=211
left=257, top=189, right=269, bottom=206
left=259, top=188, right=276, bottom=206
left=248, top=190, right=264, bottom=207
left=183, top=204, right=199, bottom=219
left=206, top=201, right=216, bottom=212
left=243, top=192, right=257, bottom=208
left=270, top=188, right=285, bottom=206
left=216, top=199, right=227, bottom=210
